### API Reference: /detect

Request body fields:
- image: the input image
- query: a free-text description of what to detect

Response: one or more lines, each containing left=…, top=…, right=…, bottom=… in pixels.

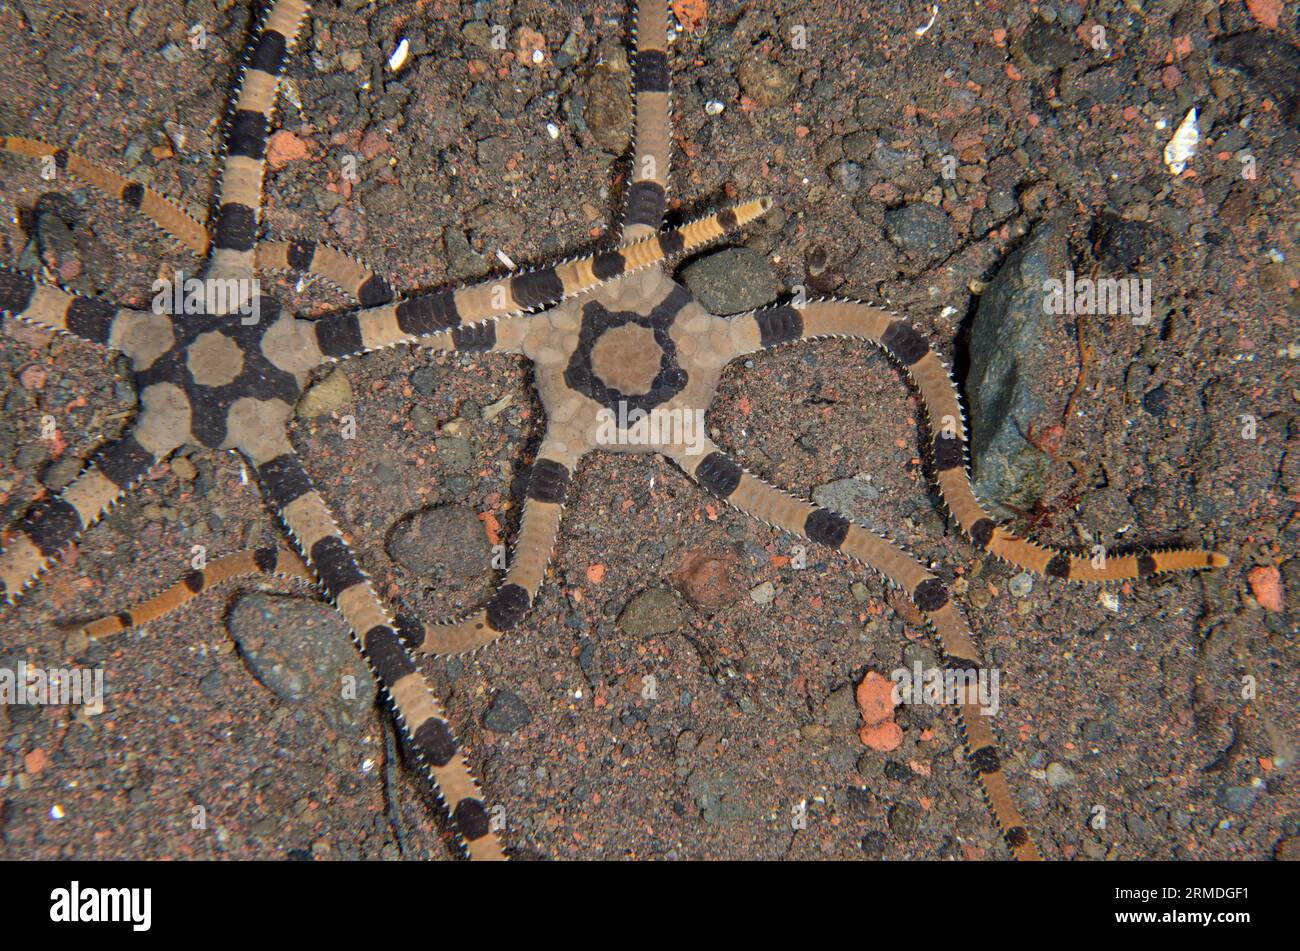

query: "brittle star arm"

left=251, top=445, right=504, bottom=860
left=310, top=198, right=773, bottom=362
left=2, top=137, right=395, bottom=305
left=401, top=428, right=586, bottom=656
left=73, top=546, right=310, bottom=643
left=206, top=0, right=310, bottom=281
left=722, top=299, right=1229, bottom=582
left=2, top=135, right=211, bottom=251
left=0, top=267, right=163, bottom=345
left=0, top=415, right=179, bottom=604
left=664, top=438, right=1041, bottom=860
left=621, top=0, right=672, bottom=240
left=0, top=276, right=185, bottom=602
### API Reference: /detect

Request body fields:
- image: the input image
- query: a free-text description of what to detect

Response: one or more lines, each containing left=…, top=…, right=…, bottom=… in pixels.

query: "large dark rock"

left=386, top=504, right=491, bottom=578
left=228, top=594, right=376, bottom=733
left=680, top=247, right=780, bottom=315
left=1212, top=32, right=1300, bottom=129
left=966, top=216, right=1073, bottom=513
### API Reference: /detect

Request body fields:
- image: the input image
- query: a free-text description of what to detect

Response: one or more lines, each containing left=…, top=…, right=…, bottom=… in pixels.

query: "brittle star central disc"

left=563, top=294, right=689, bottom=419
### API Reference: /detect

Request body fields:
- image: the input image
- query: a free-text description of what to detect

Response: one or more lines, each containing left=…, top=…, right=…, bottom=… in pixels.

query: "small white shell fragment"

left=532, top=49, right=545, bottom=65
left=705, top=99, right=725, bottom=115
left=496, top=249, right=517, bottom=269
left=914, top=4, right=939, bottom=37
left=387, top=37, right=410, bottom=73
left=163, top=120, right=186, bottom=151
left=546, top=121, right=560, bottom=139
left=1163, top=107, right=1198, bottom=175
left=1099, top=590, right=1121, bottom=613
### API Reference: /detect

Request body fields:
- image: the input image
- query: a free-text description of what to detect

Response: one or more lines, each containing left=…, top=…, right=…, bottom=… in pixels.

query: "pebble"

left=1247, top=565, right=1283, bottom=612
left=1216, top=783, right=1261, bottom=813
left=39, top=455, right=82, bottom=492
left=227, top=594, right=376, bottom=732
left=737, top=58, right=795, bottom=106
left=679, top=247, right=780, bottom=315
left=1045, top=762, right=1076, bottom=787
left=410, top=405, right=439, bottom=434
left=386, top=504, right=490, bottom=577
left=812, top=478, right=880, bottom=525
left=482, top=689, right=532, bottom=733
left=17, top=365, right=46, bottom=390
left=965, top=216, right=1068, bottom=511
left=618, top=588, right=686, bottom=636
left=410, top=366, right=439, bottom=397
left=1008, top=572, right=1034, bottom=598
left=828, top=160, right=864, bottom=193
left=670, top=549, right=741, bottom=611
left=584, top=61, right=631, bottom=154
left=435, top=435, right=473, bottom=473
left=748, top=581, right=776, bottom=606
left=882, top=203, right=955, bottom=259
left=1142, top=386, right=1168, bottom=418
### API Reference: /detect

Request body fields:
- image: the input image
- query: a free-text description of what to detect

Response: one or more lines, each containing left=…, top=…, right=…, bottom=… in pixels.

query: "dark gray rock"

left=1090, top=213, right=1164, bottom=269
left=1212, top=32, right=1300, bottom=128
left=1019, top=18, right=1078, bottom=70
left=482, top=688, right=532, bottom=733
left=883, top=203, right=955, bottom=260
left=828, top=160, right=864, bottom=193
left=1217, top=783, right=1261, bottom=813
left=434, top=435, right=473, bottom=473
left=680, top=247, right=780, bottom=315
left=386, top=504, right=491, bottom=577
left=410, top=366, right=439, bottom=397
left=966, top=216, right=1072, bottom=513
left=228, top=594, right=376, bottom=733
left=40, top=455, right=82, bottom=492
left=617, top=587, right=686, bottom=637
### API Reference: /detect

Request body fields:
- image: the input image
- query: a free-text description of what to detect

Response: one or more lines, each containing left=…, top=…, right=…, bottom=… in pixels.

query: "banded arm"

left=2, top=138, right=394, bottom=304
left=666, top=439, right=1041, bottom=861
left=74, top=546, right=309, bottom=642
left=2, top=135, right=210, bottom=251
left=311, top=198, right=773, bottom=362
left=0, top=267, right=152, bottom=345
left=622, top=0, right=672, bottom=240
left=1, top=433, right=169, bottom=604
left=208, top=0, right=311, bottom=281
left=252, top=448, right=504, bottom=860
left=404, top=434, right=584, bottom=656
left=724, top=299, right=1229, bottom=583
left=255, top=238, right=393, bottom=305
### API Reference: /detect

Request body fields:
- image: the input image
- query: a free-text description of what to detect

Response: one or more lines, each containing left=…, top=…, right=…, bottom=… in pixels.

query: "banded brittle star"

left=0, top=1, right=1227, bottom=860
